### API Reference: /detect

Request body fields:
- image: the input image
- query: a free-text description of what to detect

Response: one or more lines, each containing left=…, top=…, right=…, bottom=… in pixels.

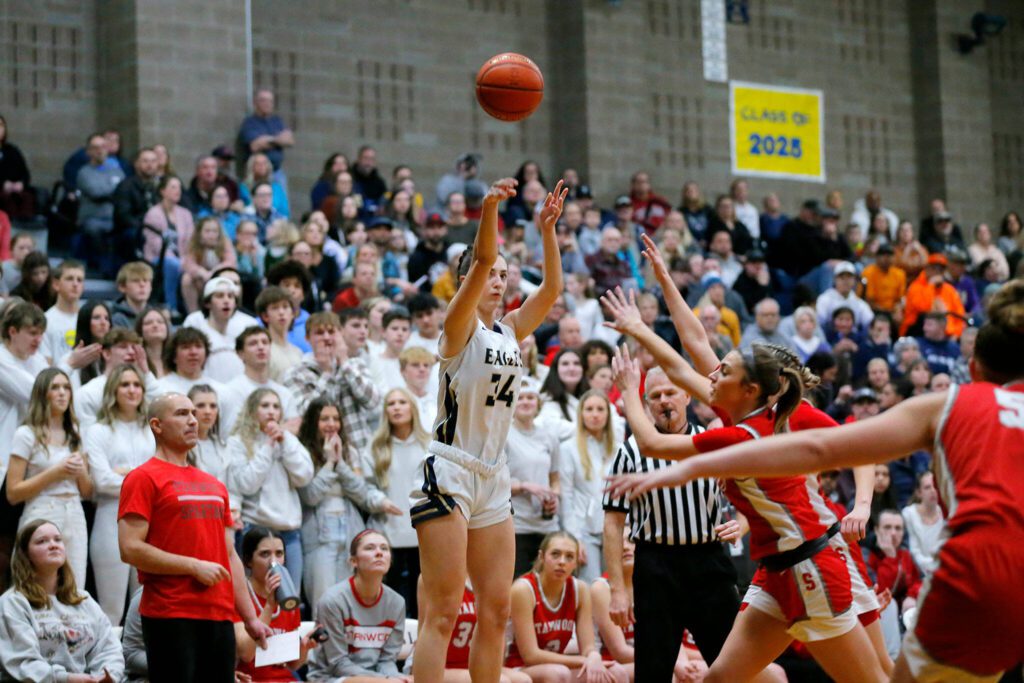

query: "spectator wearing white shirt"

left=405, top=293, right=442, bottom=357
left=151, top=327, right=225, bottom=396
left=256, top=286, right=304, bottom=383
left=0, top=302, right=49, bottom=487
left=83, top=364, right=155, bottom=624
left=219, top=326, right=300, bottom=435
left=398, top=345, right=438, bottom=429
left=901, top=471, right=945, bottom=577
left=851, top=190, right=899, bottom=240
left=369, top=308, right=411, bottom=392
left=816, top=261, right=874, bottom=331
left=42, top=260, right=85, bottom=364
left=730, top=179, right=761, bottom=240
left=74, top=328, right=158, bottom=429
left=182, top=276, right=257, bottom=384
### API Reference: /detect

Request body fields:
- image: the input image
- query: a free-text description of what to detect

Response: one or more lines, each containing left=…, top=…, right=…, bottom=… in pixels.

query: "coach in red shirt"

left=118, top=393, right=273, bottom=682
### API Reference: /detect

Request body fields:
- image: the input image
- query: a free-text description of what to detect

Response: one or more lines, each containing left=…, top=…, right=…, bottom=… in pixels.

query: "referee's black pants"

left=633, top=540, right=740, bottom=681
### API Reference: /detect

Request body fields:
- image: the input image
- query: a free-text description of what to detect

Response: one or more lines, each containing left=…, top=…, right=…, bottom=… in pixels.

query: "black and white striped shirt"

left=602, top=424, right=723, bottom=545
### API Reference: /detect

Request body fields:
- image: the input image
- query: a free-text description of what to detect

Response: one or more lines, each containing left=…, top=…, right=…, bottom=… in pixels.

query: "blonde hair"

left=574, top=390, right=616, bottom=481
left=244, top=153, right=273, bottom=187
left=230, top=388, right=281, bottom=456
left=267, top=220, right=300, bottom=249
left=95, top=364, right=148, bottom=427
left=399, top=345, right=435, bottom=370
left=369, top=388, right=429, bottom=489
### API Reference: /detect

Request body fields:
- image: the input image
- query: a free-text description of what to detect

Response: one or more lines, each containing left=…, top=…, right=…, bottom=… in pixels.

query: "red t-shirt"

left=692, top=408, right=836, bottom=559
left=118, top=457, right=236, bottom=621
left=236, top=587, right=302, bottom=681
left=332, top=287, right=362, bottom=313
left=506, top=572, right=577, bottom=667
left=446, top=586, right=476, bottom=669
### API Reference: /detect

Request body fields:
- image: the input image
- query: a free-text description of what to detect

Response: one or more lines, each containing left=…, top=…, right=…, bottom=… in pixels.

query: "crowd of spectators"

left=0, top=87, right=1019, bottom=679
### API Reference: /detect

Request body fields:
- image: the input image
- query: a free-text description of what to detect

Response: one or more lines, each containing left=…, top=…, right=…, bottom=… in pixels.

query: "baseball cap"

left=935, top=211, right=953, bottom=222
left=701, top=272, right=725, bottom=289
left=425, top=212, right=446, bottom=226
left=853, top=387, right=879, bottom=403
left=746, top=249, right=766, bottom=262
left=819, top=207, right=840, bottom=220
left=576, top=184, right=593, bottom=199
left=203, top=276, right=239, bottom=299
left=614, top=195, right=632, bottom=209
left=945, top=246, right=969, bottom=263
left=366, top=216, right=393, bottom=231
left=876, top=242, right=895, bottom=255
left=833, top=262, right=857, bottom=277
left=893, top=336, right=919, bottom=354
left=926, top=253, right=948, bottom=267
left=211, top=144, right=235, bottom=160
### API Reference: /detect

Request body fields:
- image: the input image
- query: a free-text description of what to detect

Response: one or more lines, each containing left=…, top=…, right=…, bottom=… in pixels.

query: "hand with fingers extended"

left=610, top=344, right=642, bottom=394
left=639, top=233, right=671, bottom=281
left=483, top=177, right=518, bottom=206
left=538, top=179, right=569, bottom=232
left=601, top=286, right=647, bottom=337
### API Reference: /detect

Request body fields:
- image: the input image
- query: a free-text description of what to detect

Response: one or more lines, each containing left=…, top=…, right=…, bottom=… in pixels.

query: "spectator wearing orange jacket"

left=900, top=253, right=966, bottom=338
left=859, top=243, right=906, bottom=312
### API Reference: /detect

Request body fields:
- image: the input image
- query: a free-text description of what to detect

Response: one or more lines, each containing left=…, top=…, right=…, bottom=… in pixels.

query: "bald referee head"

left=644, top=367, right=691, bottom=434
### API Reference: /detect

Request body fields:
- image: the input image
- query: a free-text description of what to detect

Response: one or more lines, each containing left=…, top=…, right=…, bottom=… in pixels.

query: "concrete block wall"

left=0, top=0, right=1019, bottom=230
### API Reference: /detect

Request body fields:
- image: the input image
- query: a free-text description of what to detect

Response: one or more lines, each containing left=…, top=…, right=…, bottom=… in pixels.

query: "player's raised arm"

left=440, top=177, right=516, bottom=358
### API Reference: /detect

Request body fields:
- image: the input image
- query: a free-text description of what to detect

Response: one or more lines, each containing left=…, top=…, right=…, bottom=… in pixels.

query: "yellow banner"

left=730, top=81, right=825, bottom=183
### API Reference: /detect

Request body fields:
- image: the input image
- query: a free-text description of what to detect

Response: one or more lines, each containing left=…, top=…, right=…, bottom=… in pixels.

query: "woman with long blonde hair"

left=296, top=396, right=399, bottom=613
left=227, top=388, right=314, bottom=596
left=6, top=368, right=91, bottom=587
left=367, top=387, right=430, bottom=615
left=84, top=363, right=154, bottom=624
left=0, top=520, right=124, bottom=680
left=559, top=389, right=617, bottom=582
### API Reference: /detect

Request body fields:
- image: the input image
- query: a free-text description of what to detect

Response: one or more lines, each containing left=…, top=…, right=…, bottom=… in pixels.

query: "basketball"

left=475, top=52, right=544, bottom=122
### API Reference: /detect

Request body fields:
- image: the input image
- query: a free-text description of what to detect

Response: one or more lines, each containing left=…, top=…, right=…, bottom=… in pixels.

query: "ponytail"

left=762, top=342, right=821, bottom=391
left=774, top=366, right=804, bottom=434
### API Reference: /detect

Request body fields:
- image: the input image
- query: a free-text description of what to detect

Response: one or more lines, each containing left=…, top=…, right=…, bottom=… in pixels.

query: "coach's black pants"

left=142, top=616, right=236, bottom=682
left=633, top=541, right=740, bottom=681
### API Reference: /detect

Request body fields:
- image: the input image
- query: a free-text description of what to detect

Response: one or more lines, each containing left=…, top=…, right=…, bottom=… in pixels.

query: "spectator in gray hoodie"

left=76, top=133, right=126, bottom=277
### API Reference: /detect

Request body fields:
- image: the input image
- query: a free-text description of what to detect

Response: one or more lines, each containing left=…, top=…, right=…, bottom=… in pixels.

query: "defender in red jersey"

left=506, top=531, right=629, bottom=681
left=654, top=282, right=1024, bottom=682
left=601, top=340, right=886, bottom=681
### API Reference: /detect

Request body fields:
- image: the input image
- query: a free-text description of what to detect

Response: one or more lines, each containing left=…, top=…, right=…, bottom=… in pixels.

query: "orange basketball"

left=475, top=53, right=544, bottom=122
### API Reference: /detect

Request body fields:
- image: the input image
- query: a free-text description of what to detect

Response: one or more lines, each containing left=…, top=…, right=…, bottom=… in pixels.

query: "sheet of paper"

left=255, top=631, right=300, bottom=667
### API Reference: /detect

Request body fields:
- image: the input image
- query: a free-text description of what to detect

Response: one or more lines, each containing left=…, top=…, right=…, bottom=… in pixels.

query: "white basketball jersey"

left=432, top=319, right=524, bottom=468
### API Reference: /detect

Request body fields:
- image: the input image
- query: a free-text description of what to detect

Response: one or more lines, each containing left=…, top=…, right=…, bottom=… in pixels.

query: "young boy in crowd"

left=399, top=345, right=438, bottom=428
left=256, top=285, right=303, bottom=383
left=110, top=261, right=154, bottom=329
left=405, top=292, right=442, bottom=356
left=369, top=308, right=412, bottom=390
left=338, top=307, right=371, bottom=360
left=43, top=259, right=86, bottom=363
left=266, top=260, right=313, bottom=352
left=183, top=276, right=254, bottom=384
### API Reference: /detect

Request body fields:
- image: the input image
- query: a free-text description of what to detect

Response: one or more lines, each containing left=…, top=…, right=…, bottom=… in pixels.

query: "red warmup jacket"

left=868, top=548, right=921, bottom=603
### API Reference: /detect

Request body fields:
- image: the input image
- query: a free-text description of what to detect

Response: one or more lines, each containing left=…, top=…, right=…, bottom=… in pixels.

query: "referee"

left=603, top=368, right=740, bottom=681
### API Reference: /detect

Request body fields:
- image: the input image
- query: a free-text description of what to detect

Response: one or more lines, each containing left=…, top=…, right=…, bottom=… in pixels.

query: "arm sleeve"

left=341, top=358, right=381, bottom=409
left=226, top=437, right=275, bottom=495
left=83, top=598, right=126, bottom=679
left=375, top=596, right=407, bottom=676
left=280, top=434, right=315, bottom=488
left=121, top=589, right=147, bottom=678
left=869, top=553, right=899, bottom=592
left=691, top=427, right=750, bottom=454
left=0, top=593, right=69, bottom=683
left=297, top=463, right=337, bottom=507
left=83, top=425, right=125, bottom=498
left=118, top=468, right=156, bottom=522
left=10, top=425, right=35, bottom=462
left=0, top=355, right=41, bottom=405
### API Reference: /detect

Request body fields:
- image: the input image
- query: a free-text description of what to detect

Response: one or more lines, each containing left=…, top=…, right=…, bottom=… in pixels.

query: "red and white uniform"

left=791, top=401, right=881, bottom=626
left=506, top=572, right=578, bottom=667
left=902, top=382, right=1024, bottom=682
left=595, top=575, right=633, bottom=661
left=694, top=407, right=855, bottom=642
left=236, top=586, right=302, bottom=681
left=446, top=586, right=476, bottom=669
